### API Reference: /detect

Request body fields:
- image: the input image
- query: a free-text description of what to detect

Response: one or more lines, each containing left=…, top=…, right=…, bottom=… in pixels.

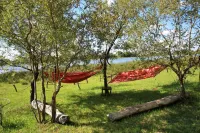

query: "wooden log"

left=13, top=84, right=17, bottom=92
left=31, top=100, right=70, bottom=124
left=107, top=94, right=182, bottom=121
left=77, top=83, right=81, bottom=90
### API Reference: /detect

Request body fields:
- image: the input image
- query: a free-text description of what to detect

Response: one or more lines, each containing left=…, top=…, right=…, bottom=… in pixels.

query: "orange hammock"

left=44, top=66, right=102, bottom=83
left=109, top=65, right=165, bottom=83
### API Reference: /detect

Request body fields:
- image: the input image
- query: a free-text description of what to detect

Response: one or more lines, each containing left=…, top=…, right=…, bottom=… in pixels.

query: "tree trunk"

left=199, top=56, right=200, bottom=83
left=103, top=57, right=110, bottom=95
left=40, top=48, right=46, bottom=123
left=30, top=72, right=39, bottom=103
left=30, top=81, right=34, bottom=103
left=107, top=94, right=182, bottom=121
left=179, top=77, right=186, bottom=98
left=51, top=66, right=57, bottom=123
left=31, top=100, right=70, bottom=124
left=103, top=58, right=108, bottom=88
left=41, top=68, right=46, bottom=123
left=51, top=93, right=56, bottom=123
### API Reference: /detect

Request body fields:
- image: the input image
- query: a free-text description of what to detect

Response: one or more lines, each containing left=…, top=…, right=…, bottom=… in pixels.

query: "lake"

left=0, top=57, right=138, bottom=74
left=90, top=57, right=138, bottom=64
left=0, top=66, right=28, bottom=74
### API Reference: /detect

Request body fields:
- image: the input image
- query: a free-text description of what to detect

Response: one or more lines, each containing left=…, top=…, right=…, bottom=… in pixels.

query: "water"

left=0, top=66, right=27, bottom=74
left=90, top=57, right=138, bottom=64
left=0, top=57, right=138, bottom=74
left=110, top=57, right=139, bottom=64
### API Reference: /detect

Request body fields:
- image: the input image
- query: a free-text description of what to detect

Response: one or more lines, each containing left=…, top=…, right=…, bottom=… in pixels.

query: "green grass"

left=0, top=68, right=200, bottom=133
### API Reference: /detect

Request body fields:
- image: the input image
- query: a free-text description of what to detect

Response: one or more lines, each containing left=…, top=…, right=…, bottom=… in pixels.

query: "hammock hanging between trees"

left=44, top=66, right=102, bottom=83
left=109, top=65, right=166, bottom=83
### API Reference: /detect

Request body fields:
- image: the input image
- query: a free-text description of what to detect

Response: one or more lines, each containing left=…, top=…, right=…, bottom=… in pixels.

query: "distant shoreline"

left=0, top=57, right=139, bottom=74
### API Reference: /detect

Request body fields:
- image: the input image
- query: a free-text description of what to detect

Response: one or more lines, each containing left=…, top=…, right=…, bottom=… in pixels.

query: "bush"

left=0, top=71, right=32, bottom=83
left=21, top=80, right=29, bottom=85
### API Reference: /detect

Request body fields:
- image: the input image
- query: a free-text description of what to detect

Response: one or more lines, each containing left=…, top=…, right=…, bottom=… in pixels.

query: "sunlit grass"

left=0, top=67, right=199, bottom=133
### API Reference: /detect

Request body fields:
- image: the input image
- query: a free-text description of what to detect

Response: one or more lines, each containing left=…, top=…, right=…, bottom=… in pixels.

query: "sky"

left=107, top=0, right=114, bottom=6
left=0, top=40, right=19, bottom=60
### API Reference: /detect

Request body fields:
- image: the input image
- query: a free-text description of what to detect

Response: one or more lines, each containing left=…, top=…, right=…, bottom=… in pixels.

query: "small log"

left=13, top=84, right=17, bottom=92
left=77, top=83, right=81, bottom=90
left=31, top=100, right=70, bottom=124
left=107, top=94, right=182, bottom=121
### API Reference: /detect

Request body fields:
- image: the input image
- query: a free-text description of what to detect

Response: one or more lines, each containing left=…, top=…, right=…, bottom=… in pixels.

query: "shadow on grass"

left=2, top=120, right=25, bottom=131
left=134, top=95, right=200, bottom=133
left=58, top=89, right=170, bottom=124
left=161, top=81, right=200, bottom=92
left=57, top=81, right=200, bottom=132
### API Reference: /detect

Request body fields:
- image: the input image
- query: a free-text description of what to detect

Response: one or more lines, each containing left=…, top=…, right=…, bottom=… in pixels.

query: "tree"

left=43, top=0, right=92, bottom=123
left=1, top=0, right=91, bottom=124
left=0, top=0, right=92, bottom=124
left=85, top=0, right=143, bottom=95
left=131, top=0, right=200, bottom=97
left=0, top=0, right=44, bottom=122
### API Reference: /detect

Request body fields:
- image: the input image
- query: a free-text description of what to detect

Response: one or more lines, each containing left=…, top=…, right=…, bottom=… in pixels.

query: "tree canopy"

left=128, top=0, right=200, bottom=97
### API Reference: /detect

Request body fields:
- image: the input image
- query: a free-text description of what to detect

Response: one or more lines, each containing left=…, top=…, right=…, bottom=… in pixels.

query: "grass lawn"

left=0, top=68, right=200, bottom=133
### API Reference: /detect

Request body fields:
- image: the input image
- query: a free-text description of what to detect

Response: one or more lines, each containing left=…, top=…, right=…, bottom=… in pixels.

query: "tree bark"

left=103, top=57, right=108, bottom=88
left=51, top=66, right=57, bottom=123
left=13, top=84, right=17, bottom=92
left=30, top=71, right=39, bottom=103
left=199, top=56, right=200, bottom=83
left=31, top=100, right=70, bottom=124
left=107, top=94, right=183, bottom=121
left=103, top=57, right=110, bottom=95
left=179, top=76, right=186, bottom=98
left=41, top=67, right=46, bottom=122
left=51, top=93, right=57, bottom=123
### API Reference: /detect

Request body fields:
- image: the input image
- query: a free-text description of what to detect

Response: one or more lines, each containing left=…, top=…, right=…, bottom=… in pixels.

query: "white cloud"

left=158, top=39, right=164, bottom=43
left=107, top=0, right=114, bottom=6
left=149, top=25, right=157, bottom=30
left=162, top=29, right=175, bottom=36
left=162, top=30, right=170, bottom=36
left=0, top=40, right=20, bottom=60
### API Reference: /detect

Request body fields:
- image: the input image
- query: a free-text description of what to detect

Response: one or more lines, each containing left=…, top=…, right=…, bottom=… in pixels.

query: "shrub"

left=0, top=71, right=32, bottom=83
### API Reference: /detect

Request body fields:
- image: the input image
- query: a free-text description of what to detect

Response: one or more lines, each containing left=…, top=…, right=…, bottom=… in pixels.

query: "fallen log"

left=107, top=94, right=183, bottom=121
left=31, top=100, right=70, bottom=124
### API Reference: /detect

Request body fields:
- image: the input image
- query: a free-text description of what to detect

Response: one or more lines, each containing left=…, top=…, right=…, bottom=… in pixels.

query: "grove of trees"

left=0, top=0, right=199, bottom=124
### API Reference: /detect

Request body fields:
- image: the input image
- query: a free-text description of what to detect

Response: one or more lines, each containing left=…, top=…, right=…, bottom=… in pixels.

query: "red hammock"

left=109, top=65, right=165, bottom=83
left=45, top=66, right=102, bottom=83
